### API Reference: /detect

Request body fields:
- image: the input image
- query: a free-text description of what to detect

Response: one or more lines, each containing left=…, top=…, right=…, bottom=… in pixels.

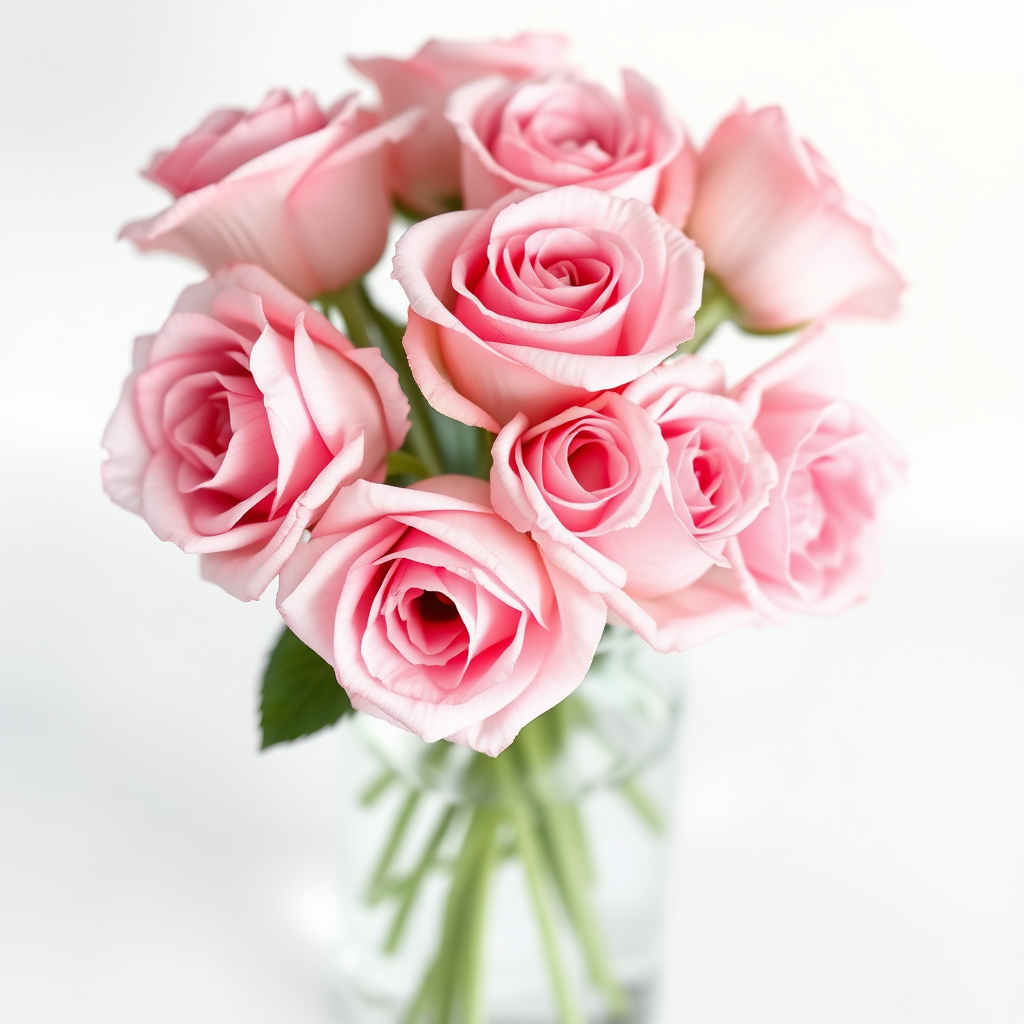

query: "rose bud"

left=121, top=92, right=421, bottom=298
left=393, top=185, right=704, bottom=431
left=447, top=70, right=696, bottom=223
left=277, top=476, right=607, bottom=756
left=685, top=105, right=905, bottom=331
left=101, top=265, right=410, bottom=600
left=351, top=33, right=569, bottom=215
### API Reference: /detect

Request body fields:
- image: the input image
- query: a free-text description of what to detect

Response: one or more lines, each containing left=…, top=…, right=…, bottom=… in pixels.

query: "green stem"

left=385, top=805, right=459, bottom=953
left=618, top=778, right=666, bottom=835
left=517, top=730, right=628, bottom=1016
left=677, top=273, right=737, bottom=356
left=367, top=789, right=420, bottom=905
left=325, top=284, right=374, bottom=349
left=359, top=766, right=397, bottom=807
left=495, top=753, right=585, bottom=1024
left=354, top=282, right=445, bottom=478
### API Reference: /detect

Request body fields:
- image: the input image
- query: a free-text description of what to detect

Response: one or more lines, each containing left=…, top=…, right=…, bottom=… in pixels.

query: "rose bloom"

left=730, top=330, right=906, bottom=616
left=102, top=264, right=410, bottom=601
left=685, top=105, right=905, bottom=330
left=393, top=185, right=704, bottom=431
left=447, top=70, right=696, bottom=223
left=351, top=33, right=569, bottom=214
left=277, top=476, right=607, bottom=756
left=492, top=357, right=776, bottom=652
left=121, top=92, right=420, bottom=298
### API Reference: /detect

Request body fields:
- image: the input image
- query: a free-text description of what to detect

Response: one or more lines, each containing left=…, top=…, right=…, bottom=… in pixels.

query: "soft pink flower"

left=351, top=33, right=569, bottom=214
left=141, top=89, right=328, bottom=198
left=447, top=70, right=696, bottom=223
left=276, top=476, right=607, bottom=756
left=685, top=105, right=905, bottom=330
left=491, top=356, right=775, bottom=651
left=121, top=94, right=421, bottom=298
left=730, top=329, right=906, bottom=616
left=393, top=186, right=704, bottom=431
left=101, top=265, right=410, bottom=601
left=490, top=392, right=669, bottom=594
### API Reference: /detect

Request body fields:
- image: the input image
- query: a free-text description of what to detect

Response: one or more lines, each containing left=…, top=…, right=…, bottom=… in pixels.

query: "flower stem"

left=495, top=752, right=585, bottom=1024
left=677, top=273, right=737, bottom=356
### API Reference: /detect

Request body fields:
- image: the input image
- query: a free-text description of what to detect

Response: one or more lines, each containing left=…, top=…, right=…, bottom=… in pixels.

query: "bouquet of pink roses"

left=103, top=32, right=905, bottom=1024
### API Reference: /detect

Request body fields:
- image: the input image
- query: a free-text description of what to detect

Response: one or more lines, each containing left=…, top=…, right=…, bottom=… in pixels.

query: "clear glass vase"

left=336, top=626, right=684, bottom=1024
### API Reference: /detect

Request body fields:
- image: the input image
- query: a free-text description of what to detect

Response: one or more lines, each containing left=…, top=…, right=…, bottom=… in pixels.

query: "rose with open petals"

left=730, top=330, right=906, bottom=616
left=101, top=265, right=410, bottom=601
left=685, top=105, right=905, bottom=330
left=447, top=70, right=696, bottom=223
left=490, top=392, right=667, bottom=596
left=351, top=33, right=569, bottom=214
left=393, top=185, right=704, bottom=431
left=121, top=93, right=421, bottom=297
left=491, top=355, right=775, bottom=651
left=277, top=476, right=607, bottom=755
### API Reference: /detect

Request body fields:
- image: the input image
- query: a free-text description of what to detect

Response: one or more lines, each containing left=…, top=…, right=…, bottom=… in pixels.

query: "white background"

left=1, top=1, right=1021, bottom=1021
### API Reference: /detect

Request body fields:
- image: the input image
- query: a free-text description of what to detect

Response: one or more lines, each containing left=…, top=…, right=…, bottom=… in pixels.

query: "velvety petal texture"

left=447, top=69, right=696, bottom=223
left=685, top=105, right=906, bottom=330
left=730, top=329, right=906, bottom=615
left=393, top=186, right=704, bottom=430
left=351, top=33, right=570, bottom=214
left=276, top=476, right=608, bottom=756
left=101, top=265, right=410, bottom=600
left=121, top=94, right=421, bottom=297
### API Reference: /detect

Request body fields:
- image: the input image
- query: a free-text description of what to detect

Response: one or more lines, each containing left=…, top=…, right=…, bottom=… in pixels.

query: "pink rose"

left=490, top=392, right=669, bottom=593
left=491, top=356, right=775, bottom=652
left=393, top=186, right=704, bottom=431
left=730, top=330, right=906, bottom=616
left=685, top=105, right=905, bottom=330
left=101, top=264, right=410, bottom=601
left=141, top=89, right=328, bottom=198
left=351, top=33, right=569, bottom=214
left=447, top=70, right=696, bottom=223
left=276, top=476, right=607, bottom=756
left=121, top=94, right=421, bottom=298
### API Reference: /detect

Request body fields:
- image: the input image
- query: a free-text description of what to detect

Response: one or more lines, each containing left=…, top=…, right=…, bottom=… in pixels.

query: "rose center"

left=568, top=438, right=612, bottom=492
left=415, top=589, right=461, bottom=623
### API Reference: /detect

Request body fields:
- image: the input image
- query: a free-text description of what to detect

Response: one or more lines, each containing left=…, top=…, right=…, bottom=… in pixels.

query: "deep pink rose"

left=393, top=186, right=704, bottom=431
left=685, top=105, right=905, bottom=330
left=730, top=330, right=906, bottom=616
left=276, top=476, right=607, bottom=756
left=491, top=356, right=775, bottom=651
left=447, top=70, right=696, bottom=223
left=351, top=33, right=569, bottom=214
left=121, top=94, right=421, bottom=298
left=102, top=265, right=410, bottom=601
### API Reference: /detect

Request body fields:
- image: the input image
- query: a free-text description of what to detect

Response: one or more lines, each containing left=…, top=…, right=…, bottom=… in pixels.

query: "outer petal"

left=201, top=431, right=366, bottom=600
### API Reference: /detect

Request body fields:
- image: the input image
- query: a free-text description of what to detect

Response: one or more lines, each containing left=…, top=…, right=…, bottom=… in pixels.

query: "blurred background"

left=1, top=0, right=1021, bottom=1020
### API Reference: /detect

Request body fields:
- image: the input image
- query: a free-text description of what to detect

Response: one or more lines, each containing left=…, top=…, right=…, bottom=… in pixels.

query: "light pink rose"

left=101, top=264, right=410, bottom=601
left=141, top=89, right=328, bottom=198
left=276, top=476, right=607, bottom=756
left=447, top=70, right=696, bottom=223
left=393, top=185, right=704, bottom=431
left=491, top=356, right=776, bottom=652
left=730, top=329, right=906, bottom=616
left=121, top=94, right=421, bottom=298
left=490, top=392, right=669, bottom=594
left=351, top=33, right=569, bottom=214
left=685, top=105, right=906, bottom=330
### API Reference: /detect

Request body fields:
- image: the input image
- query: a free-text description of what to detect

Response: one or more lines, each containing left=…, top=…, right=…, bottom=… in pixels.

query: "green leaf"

left=259, top=626, right=353, bottom=749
